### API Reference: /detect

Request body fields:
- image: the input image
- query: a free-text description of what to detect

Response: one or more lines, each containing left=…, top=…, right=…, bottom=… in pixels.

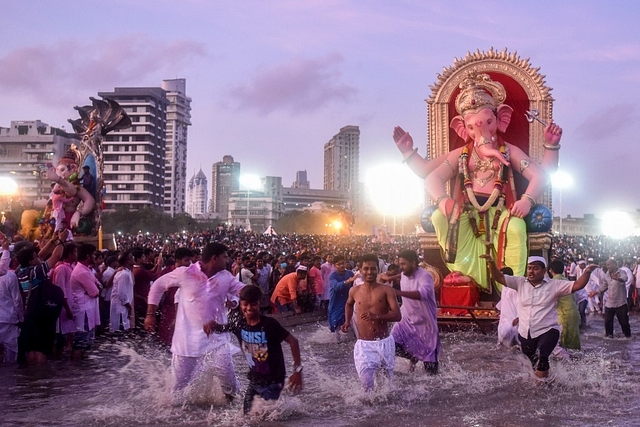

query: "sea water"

left=1, top=314, right=639, bottom=427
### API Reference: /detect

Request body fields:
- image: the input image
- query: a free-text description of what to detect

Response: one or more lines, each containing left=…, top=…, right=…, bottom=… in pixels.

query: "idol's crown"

left=455, top=72, right=506, bottom=116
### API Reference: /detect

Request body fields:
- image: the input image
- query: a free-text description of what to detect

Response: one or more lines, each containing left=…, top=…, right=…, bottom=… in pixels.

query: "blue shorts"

left=243, top=381, right=284, bottom=413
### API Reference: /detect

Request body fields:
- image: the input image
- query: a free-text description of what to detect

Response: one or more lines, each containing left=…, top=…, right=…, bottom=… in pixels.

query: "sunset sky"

left=1, top=1, right=640, bottom=217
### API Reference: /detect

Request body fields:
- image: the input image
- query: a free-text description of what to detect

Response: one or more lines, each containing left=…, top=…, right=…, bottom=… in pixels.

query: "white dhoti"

left=171, top=346, right=240, bottom=396
left=353, top=334, right=395, bottom=391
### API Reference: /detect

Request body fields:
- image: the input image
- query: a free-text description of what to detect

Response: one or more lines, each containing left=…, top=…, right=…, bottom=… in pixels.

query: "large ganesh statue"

left=395, top=49, right=561, bottom=293
left=23, top=97, right=130, bottom=243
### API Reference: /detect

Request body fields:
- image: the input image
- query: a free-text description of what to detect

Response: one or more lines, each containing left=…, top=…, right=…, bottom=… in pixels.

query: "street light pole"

left=558, top=186, right=563, bottom=235
left=552, top=171, right=573, bottom=236
left=246, top=189, right=250, bottom=230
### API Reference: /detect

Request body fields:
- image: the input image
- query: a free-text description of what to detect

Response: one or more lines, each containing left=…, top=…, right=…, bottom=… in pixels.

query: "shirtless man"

left=342, top=254, right=401, bottom=391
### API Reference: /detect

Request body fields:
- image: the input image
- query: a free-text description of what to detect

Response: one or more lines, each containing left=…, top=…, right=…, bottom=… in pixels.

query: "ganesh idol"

left=42, top=147, right=96, bottom=232
left=394, top=72, right=562, bottom=290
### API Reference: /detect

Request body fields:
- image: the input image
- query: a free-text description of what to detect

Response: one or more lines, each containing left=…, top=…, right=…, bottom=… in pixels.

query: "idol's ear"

left=496, top=104, right=514, bottom=133
left=450, top=115, right=468, bottom=141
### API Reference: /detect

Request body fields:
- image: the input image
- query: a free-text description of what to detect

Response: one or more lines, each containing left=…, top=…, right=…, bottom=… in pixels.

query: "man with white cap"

left=482, top=254, right=598, bottom=379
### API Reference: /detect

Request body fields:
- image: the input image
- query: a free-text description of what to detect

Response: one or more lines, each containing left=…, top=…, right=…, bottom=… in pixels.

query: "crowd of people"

left=1, top=224, right=640, bottom=413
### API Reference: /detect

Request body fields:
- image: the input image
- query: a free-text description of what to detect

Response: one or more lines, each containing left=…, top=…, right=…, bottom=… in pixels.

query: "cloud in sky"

left=227, top=54, right=357, bottom=115
left=574, top=103, right=635, bottom=142
left=0, top=35, right=206, bottom=107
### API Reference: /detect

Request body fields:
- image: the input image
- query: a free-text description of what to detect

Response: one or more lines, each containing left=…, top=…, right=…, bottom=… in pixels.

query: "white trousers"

left=353, top=334, right=395, bottom=391
left=172, top=346, right=240, bottom=396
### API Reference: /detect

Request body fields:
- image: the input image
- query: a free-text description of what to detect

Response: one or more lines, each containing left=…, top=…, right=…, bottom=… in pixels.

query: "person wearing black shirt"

left=204, top=285, right=302, bottom=414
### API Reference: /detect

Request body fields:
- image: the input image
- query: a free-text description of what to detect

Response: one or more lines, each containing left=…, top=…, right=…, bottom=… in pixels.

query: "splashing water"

left=1, top=314, right=640, bottom=426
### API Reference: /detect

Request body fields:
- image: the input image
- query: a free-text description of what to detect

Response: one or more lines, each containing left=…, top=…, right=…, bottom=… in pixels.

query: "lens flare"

left=365, top=164, right=423, bottom=216
left=602, top=211, right=634, bottom=239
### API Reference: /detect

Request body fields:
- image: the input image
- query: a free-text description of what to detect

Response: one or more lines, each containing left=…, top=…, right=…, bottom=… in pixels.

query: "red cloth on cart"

left=440, top=285, right=479, bottom=315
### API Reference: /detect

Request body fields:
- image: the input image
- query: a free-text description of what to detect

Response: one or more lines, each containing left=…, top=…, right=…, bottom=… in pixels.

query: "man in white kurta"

left=0, top=242, right=23, bottom=362
left=110, top=253, right=134, bottom=332
left=145, top=243, right=245, bottom=399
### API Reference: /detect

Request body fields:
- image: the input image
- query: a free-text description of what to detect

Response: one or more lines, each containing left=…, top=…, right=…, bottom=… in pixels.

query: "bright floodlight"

left=365, top=164, right=423, bottom=216
left=0, top=177, right=18, bottom=197
left=602, top=211, right=634, bottom=239
left=552, top=171, right=573, bottom=189
left=240, top=174, right=262, bottom=191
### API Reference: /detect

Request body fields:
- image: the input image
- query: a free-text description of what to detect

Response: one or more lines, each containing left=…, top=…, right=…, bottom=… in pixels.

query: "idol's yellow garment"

left=432, top=206, right=526, bottom=292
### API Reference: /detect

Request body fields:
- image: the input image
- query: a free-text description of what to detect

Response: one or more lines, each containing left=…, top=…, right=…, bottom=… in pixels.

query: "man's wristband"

left=293, top=365, right=303, bottom=374
left=145, top=312, right=155, bottom=317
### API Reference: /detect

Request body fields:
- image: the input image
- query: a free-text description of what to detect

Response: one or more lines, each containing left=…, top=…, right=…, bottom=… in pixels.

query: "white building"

left=323, top=125, right=360, bottom=223
left=0, top=120, right=77, bottom=203
left=211, top=155, right=240, bottom=221
left=187, top=168, right=208, bottom=218
left=99, top=87, right=168, bottom=211
left=162, top=79, right=192, bottom=217
left=324, top=125, right=359, bottom=193
left=281, top=187, right=349, bottom=213
left=227, top=176, right=284, bottom=230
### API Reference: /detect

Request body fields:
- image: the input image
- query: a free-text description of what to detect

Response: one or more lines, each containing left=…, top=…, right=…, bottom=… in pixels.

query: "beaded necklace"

left=458, top=142, right=510, bottom=237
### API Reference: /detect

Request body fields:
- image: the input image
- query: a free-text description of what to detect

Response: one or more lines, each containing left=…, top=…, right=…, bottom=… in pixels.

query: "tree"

left=102, top=207, right=220, bottom=234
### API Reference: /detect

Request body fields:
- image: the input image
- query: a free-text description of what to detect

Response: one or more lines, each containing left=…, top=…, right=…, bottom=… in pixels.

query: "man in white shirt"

left=582, top=258, right=604, bottom=314
left=240, top=257, right=257, bottom=286
left=483, top=255, right=597, bottom=379
left=589, top=258, right=631, bottom=338
left=573, top=260, right=589, bottom=328
left=619, top=260, right=634, bottom=309
left=0, top=239, right=23, bottom=362
left=110, top=252, right=134, bottom=332
left=144, top=242, right=245, bottom=402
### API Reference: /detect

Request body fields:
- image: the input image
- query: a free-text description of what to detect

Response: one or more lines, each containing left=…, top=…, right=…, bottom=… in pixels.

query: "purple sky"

left=1, top=1, right=640, bottom=217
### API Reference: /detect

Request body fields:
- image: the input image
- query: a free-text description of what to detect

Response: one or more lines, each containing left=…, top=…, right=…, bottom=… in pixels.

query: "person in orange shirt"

left=270, top=266, right=307, bottom=314
left=309, top=256, right=324, bottom=309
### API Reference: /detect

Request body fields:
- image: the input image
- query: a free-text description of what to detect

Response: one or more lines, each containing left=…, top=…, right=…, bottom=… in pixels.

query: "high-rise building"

left=323, top=125, right=359, bottom=193
left=291, top=170, right=310, bottom=189
left=186, top=168, right=208, bottom=218
left=162, top=79, right=192, bottom=217
left=211, top=155, right=240, bottom=221
left=0, top=120, right=77, bottom=204
left=99, top=87, right=168, bottom=211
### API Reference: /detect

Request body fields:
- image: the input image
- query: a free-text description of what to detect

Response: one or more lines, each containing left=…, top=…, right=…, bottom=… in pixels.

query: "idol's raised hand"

left=393, top=126, right=414, bottom=154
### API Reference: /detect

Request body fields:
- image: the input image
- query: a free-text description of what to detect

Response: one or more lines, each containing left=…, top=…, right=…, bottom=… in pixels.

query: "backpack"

left=18, top=264, right=64, bottom=322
